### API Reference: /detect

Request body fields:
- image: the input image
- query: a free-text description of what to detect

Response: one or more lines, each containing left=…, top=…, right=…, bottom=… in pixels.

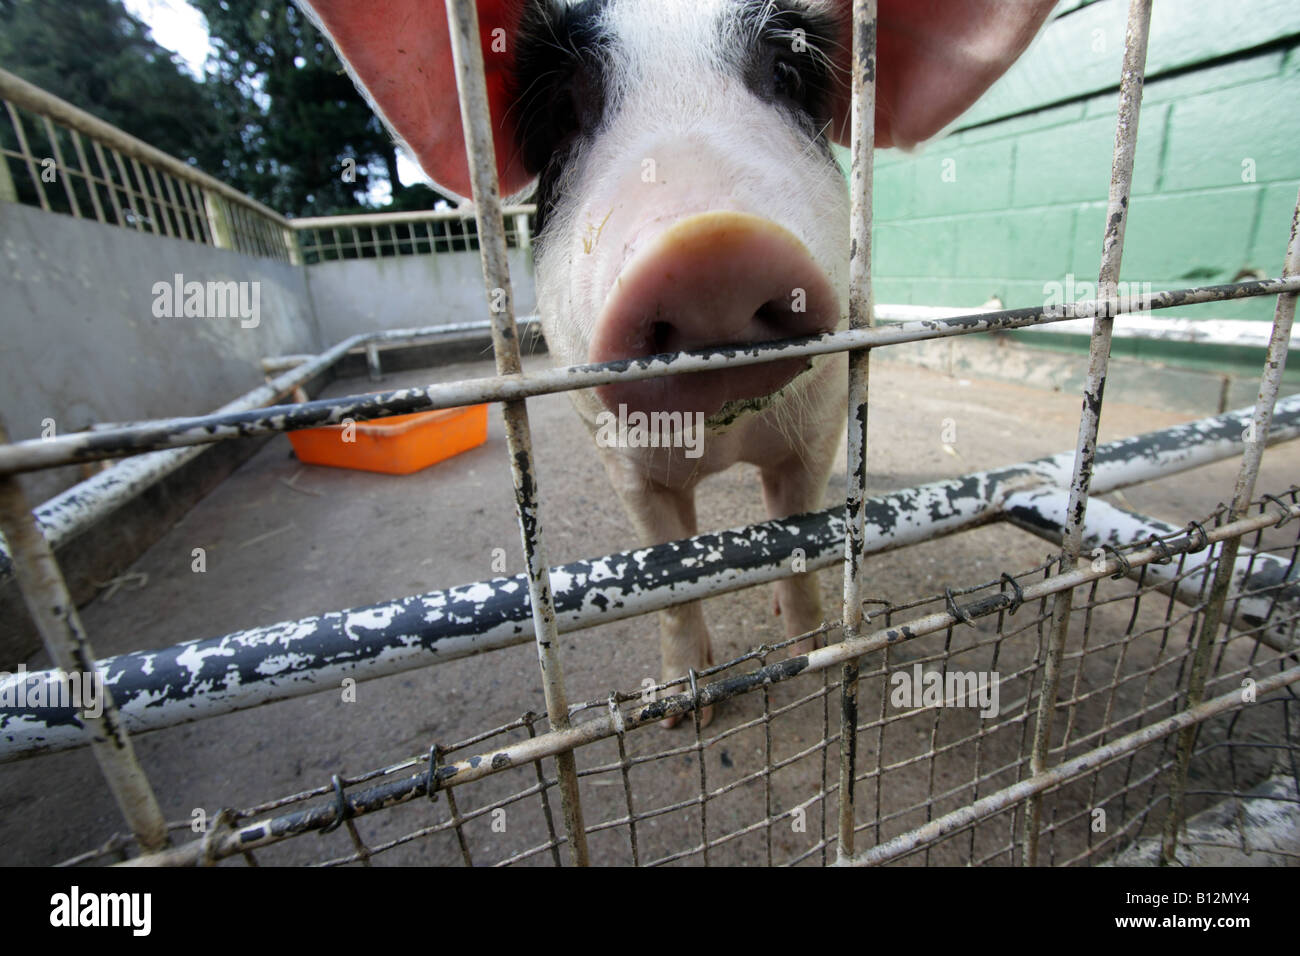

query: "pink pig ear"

left=830, top=0, right=1056, bottom=149
left=303, top=0, right=531, bottom=200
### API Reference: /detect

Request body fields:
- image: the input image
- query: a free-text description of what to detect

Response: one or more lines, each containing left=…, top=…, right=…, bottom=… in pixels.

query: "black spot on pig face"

left=513, top=0, right=612, bottom=234
left=511, top=0, right=843, bottom=235
left=736, top=0, right=838, bottom=140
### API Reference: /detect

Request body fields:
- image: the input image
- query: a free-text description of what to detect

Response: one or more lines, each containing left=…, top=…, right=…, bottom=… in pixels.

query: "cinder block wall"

left=867, top=0, right=1300, bottom=335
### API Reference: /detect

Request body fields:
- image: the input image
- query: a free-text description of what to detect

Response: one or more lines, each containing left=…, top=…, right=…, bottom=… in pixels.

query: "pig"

left=301, top=0, right=1054, bottom=726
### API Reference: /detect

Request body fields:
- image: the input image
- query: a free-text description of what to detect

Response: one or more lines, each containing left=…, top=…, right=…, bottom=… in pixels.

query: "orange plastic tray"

left=288, top=405, right=488, bottom=475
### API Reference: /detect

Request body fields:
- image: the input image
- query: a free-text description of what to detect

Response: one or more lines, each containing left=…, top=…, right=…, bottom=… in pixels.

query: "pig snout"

left=590, top=210, right=840, bottom=419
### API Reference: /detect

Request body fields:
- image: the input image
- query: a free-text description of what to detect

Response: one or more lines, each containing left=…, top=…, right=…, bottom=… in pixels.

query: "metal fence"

left=0, top=67, right=297, bottom=262
left=293, top=207, right=536, bottom=264
left=0, top=65, right=535, bottom=267
left=0, top=0, right=1298, bottom=866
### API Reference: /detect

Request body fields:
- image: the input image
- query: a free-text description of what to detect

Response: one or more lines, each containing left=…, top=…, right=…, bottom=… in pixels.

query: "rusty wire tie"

left=426, top=744, right=442, bottom=804
left=688, top=668, right=700, bottom=716
left=1260, top=493, right=1295, bottom=529
left=999, top=573, right=1025, bottom=615
left=321, top=774, right=352, bottom=833
left=607, top=691, right=625, bottom=735
left=862, top=598, right=894, bottom=625
left=201, top=808, right=238, bottom=866
left=1184, top=520, right=1211, bottom=553
left=1146, top=536, right=1174, bottom=564
left=944, top=587, right=977, bottom=629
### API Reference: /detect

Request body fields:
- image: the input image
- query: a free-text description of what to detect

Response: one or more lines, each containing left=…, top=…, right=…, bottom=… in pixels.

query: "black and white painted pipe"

left=2, top=397, right=1296, bottom=761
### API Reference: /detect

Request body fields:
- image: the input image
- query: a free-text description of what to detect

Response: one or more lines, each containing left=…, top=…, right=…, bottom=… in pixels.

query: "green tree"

left=193, top=0, right=438, bottom=216
left=0, top=0, right=231, bottom=174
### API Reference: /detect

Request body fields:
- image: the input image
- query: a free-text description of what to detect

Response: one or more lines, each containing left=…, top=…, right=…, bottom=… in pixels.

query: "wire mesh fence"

left=53, top=488, right=1297, bottom=867
left=0, top=65, right=535, bottom=268
left=1, top=0, right=1298, bottom=868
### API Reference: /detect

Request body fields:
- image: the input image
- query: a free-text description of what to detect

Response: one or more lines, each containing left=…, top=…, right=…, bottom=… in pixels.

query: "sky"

left=121, top=0, right=430, bottom=193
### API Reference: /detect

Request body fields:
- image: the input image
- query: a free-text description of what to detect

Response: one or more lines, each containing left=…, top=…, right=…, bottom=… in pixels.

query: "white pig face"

left=304, top=0, right=1056, bottom=430
left=513, top=0, right=851, bottom=425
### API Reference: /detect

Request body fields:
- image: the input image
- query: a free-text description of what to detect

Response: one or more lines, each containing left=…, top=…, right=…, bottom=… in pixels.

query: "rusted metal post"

left=1161, top=184, right=1300, bottom=863
left=0, top=420, right=169, bottom=853
left=1023, top=0, right=1152, bottom=867
left=444, top=0, right=589, bottom=866
left=838, top=0, right=877, bottom=863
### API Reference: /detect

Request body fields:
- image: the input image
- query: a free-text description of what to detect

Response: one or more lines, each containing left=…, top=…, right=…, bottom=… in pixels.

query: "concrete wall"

left=305, top=247, right=537, bottom=343
left=864, top=0, right=1300, bottom=336
left=0, top=202, right=322, bottom=503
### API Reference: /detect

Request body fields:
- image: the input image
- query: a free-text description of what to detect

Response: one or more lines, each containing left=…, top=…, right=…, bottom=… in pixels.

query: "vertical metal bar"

left=837, top=0, right=877, bottom=863
left=0, top=143, right=17, bottom=203
left=1161, top=184, right=1300, bottom=862
left=91, top=139, right=125, bottom=227
left=203, top=188, right=233, bottom=249
left=160, top=172, right=186, bottom=238
left=444, top=0, right=589, bottom=866
left=607, top=697, right=639, bottom=866
left=0, top=421, right=169, bottom=853
left=40, top=116, right=80, bottom=218
left=111, top=148, right=144, bottom=229
left=69, top=130, right=105, bottom=224
left=284, top=225, right=302, bottom=265
left=182, top=180, right=209, bottom=243
left=148, top=165, right=177, bottom=238
left=523, top=713, right=564, bottom=867
left=1023, top=0, right=1151, bottom=867
left=691, top=671, right=710, bottom=865
left=130, top=158, right=160, bottom=234
left=762, top=670, right=774, bottom=866
left=5, top=102, right=50, bottom=211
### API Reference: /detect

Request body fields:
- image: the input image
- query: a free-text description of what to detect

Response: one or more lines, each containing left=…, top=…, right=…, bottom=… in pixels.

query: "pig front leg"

left=596, top=447, right=715, bottom=730
left=762, top=452, right=835, bottom=658
left=758, top=379, right=845, bottom=657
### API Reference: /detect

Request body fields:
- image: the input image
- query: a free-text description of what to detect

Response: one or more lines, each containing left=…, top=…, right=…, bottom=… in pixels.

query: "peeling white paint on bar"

left=1, top=278, right=1296, bottom=478
left=4, top=397, right=1297, bottom=761
left=1005, top=488, right=1299, bottom=650
left=875, top=305, right=1300, bottom=350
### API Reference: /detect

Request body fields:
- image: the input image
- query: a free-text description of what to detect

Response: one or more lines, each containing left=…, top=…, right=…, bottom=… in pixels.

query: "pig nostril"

left=651, top=321, right=673, bottom=354
left=754, top=299, right=794, bottom=334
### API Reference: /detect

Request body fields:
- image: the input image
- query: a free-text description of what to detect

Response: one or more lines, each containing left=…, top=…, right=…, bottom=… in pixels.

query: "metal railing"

left=0, top=65, right=537, bottom=267
left=0, top=67, right=297, bottom=263
left=292, top=207, right=536, bottom=264
left=1, top=0, right=1298, bottom=866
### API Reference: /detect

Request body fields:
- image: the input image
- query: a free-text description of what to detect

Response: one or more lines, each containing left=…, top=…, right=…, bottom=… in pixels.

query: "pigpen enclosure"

left=1, top=0, right=1299, bottom=868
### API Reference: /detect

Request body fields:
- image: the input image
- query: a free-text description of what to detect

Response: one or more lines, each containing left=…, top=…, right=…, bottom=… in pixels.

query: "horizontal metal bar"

left=1005, top=488, right=1299, bottom=650
left=0, top=321, right=536, bottom=580
left=5, top=398, right=1295, bottom=760
left=118, top=507, right=1299, bottom=865
left=1, top=277, right=1295, bottom=477
left=292, top=206, right=536, bottom=230
left=838, top=663, right=1300, bottom=866
left=875, top=305, right=1300, bottom=351
left=0, top=67, right=288, bottom=226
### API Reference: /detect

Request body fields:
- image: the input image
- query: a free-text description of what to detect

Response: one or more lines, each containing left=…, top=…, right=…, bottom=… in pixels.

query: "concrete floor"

left=2, top=355, right=1297, bottom=866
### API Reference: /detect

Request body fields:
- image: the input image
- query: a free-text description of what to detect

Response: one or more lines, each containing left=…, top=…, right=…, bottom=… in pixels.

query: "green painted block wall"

left=855, top=0, right=1300, bottom=361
